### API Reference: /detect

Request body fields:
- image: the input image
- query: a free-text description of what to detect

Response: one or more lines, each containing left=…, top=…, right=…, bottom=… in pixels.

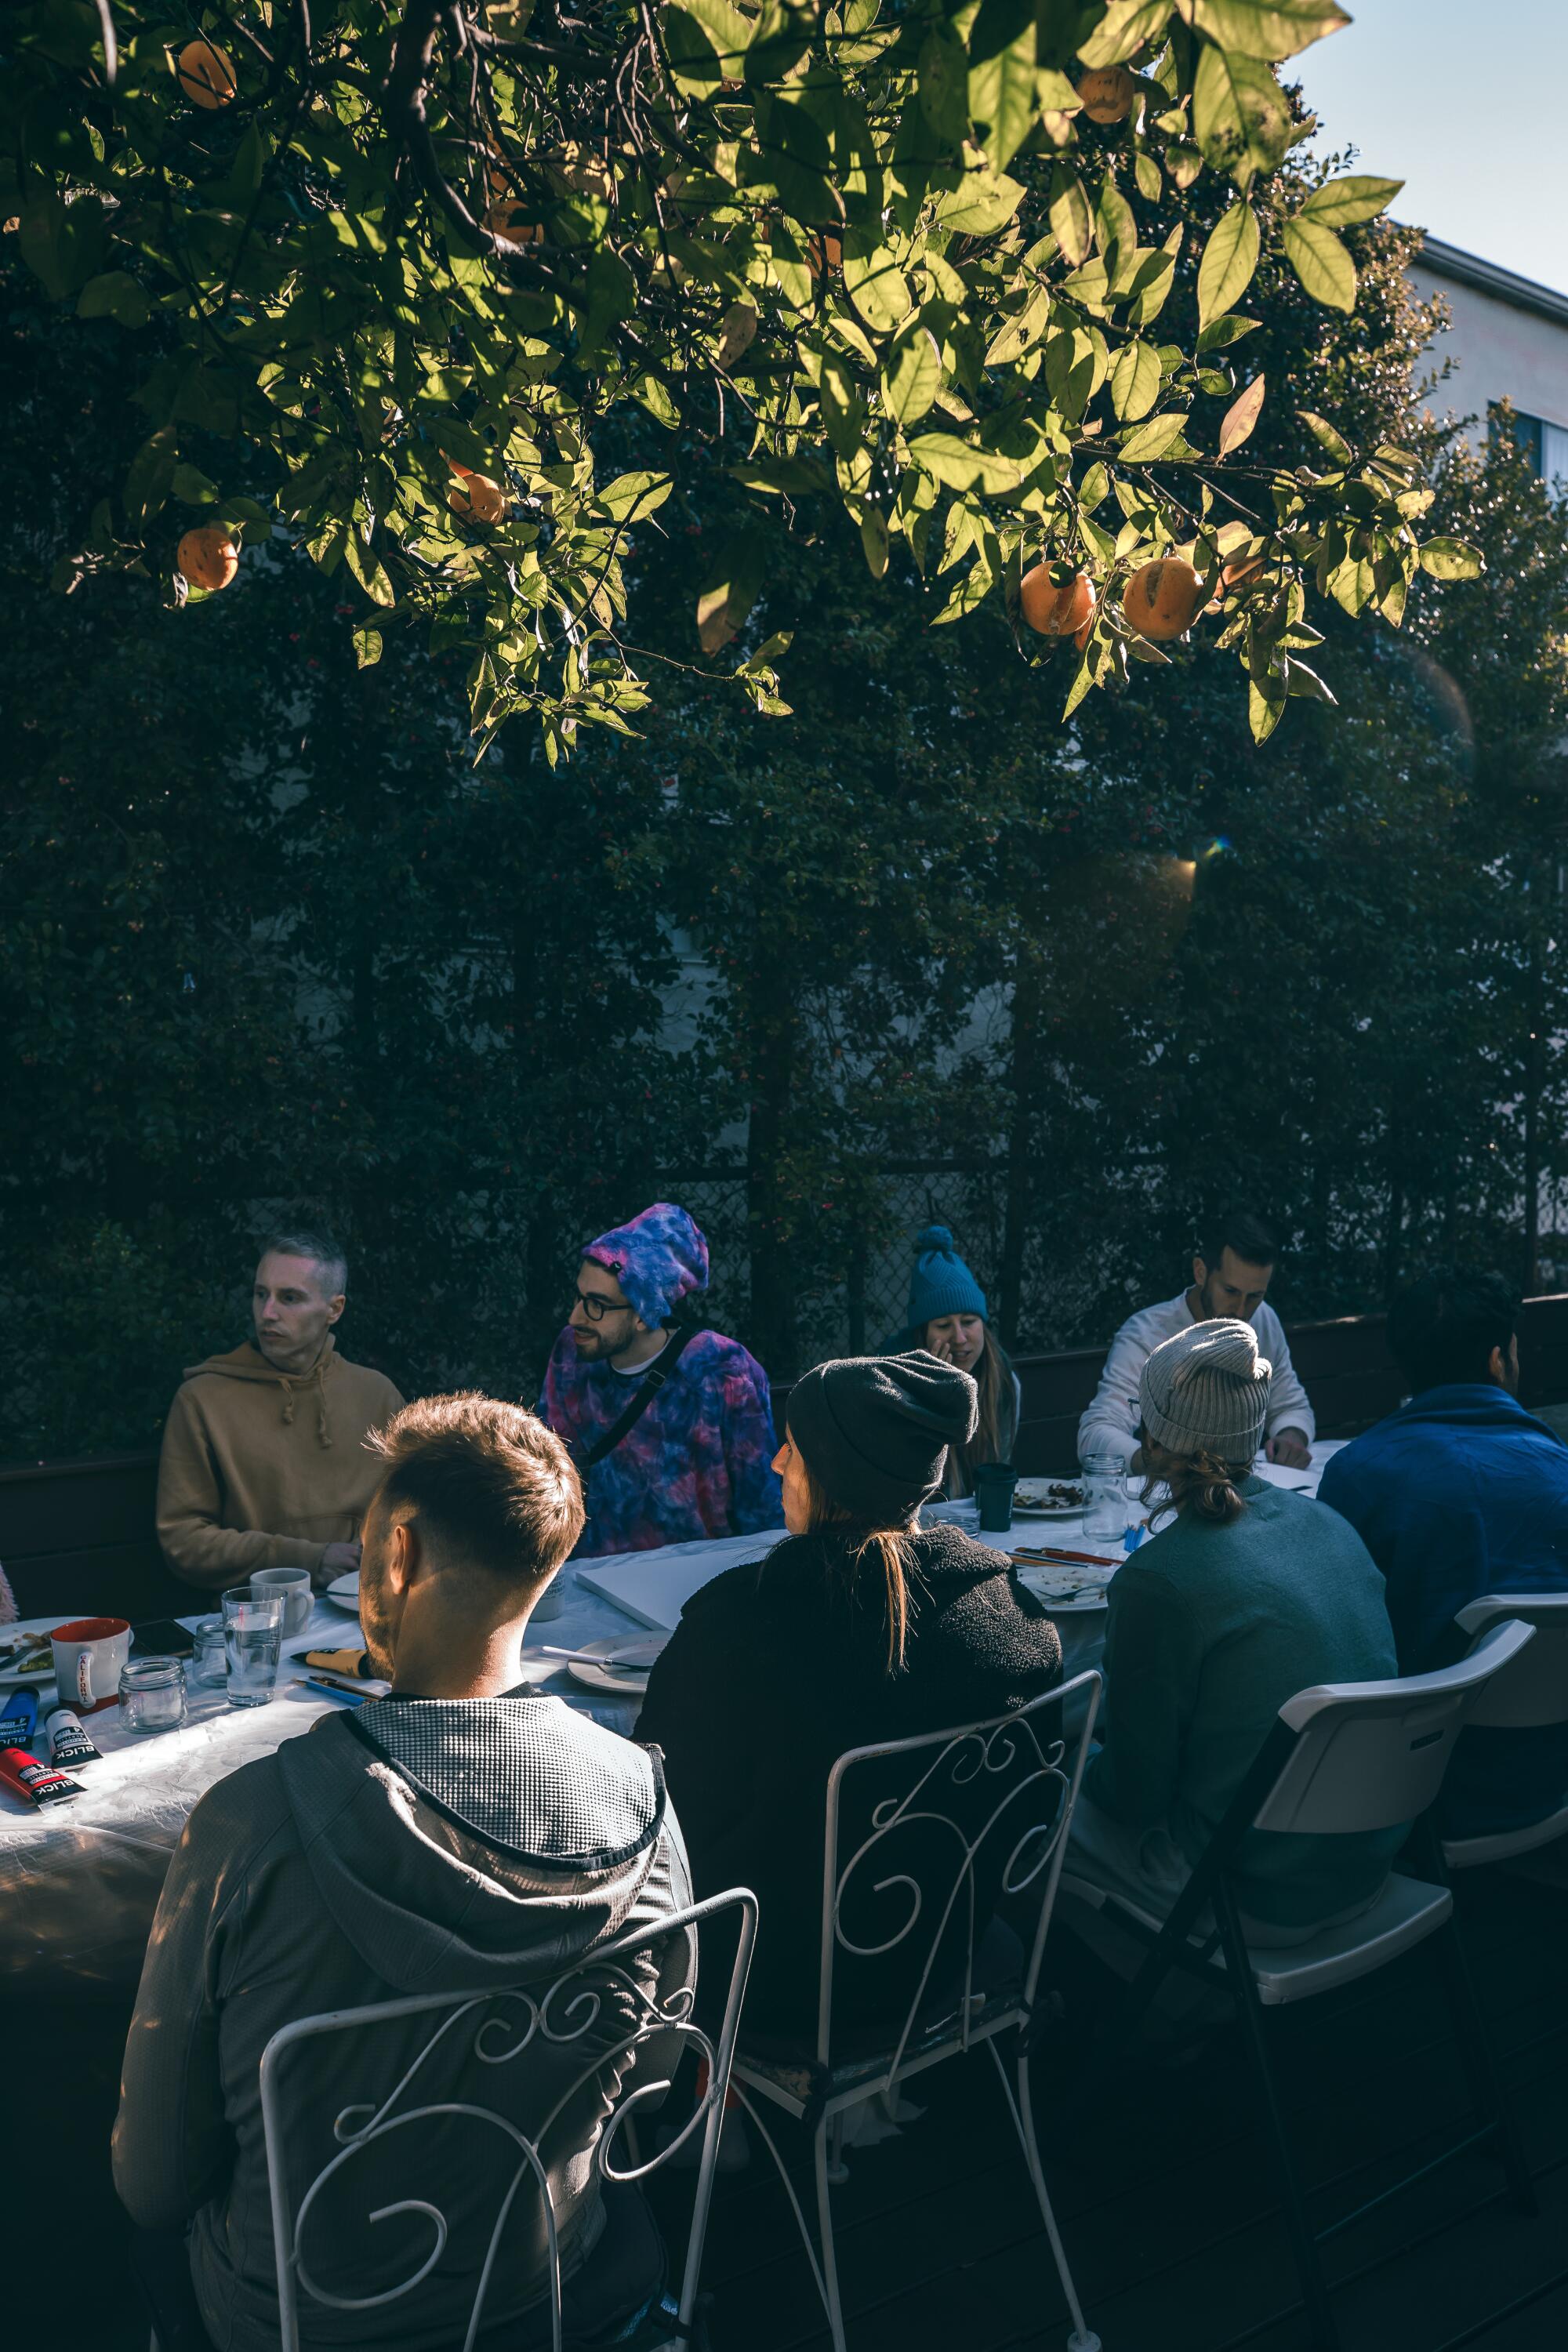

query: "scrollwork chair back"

left=259, top=1889, right=757, bottom=2352
left=819, top=1680, right=1098, bottom=2079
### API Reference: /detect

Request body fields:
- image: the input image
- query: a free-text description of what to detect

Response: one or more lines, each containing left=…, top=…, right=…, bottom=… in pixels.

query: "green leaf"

left=343, top=530, right=396, bottom=608
left=1077, top=0, right=1175, bottom=69
left=906, top=433, right=1025, bottom=495
left=918, top=23, right=969, bottom=143
left=1299, top=408, right=1352, bottom=464
left=859, top=506, right=891, bottom=578
left=1079, top=461, right=1111, bottom=511
left=1281, top=216, right=1357, bottom=310
left=968, top=21, right=1039, bottom=172
left=1048, top=168, right=1094, bottom=268
left=1117, top=411, right=1192, bottom=463
left=1300, top=172, right=1403, bottom=227
left=1189, top=1, right=1349, bottom=61
left=77, top=270, right=151, bottom=329
left=597, top=471, right=674, bottom=523
left=1109, top=339, right=1162, bottom=423
left=884, top=326, right=942, bottom=424
left=843, top=240, right=913, bottom=332
left=353, top=624, right=383, bottom=668
left=1248, top=672, right=1287, bottom=740
left=1418, top=535, right=1485, bottom=581
left=1196, top=313, right=1261, bottom=350
left=1192, top=45, right=1292, bottom=187
left=1218, top=372, right=1265, bottom=454
left=171, top=463, right=220, bottom=505
left=935, top=165, right=1027, bottom=238
left=662, top=0, right=750, bottom=96
left=1196, top=201, right=1260, bottom=329
left=1285, top=656, right=1337, bottom=702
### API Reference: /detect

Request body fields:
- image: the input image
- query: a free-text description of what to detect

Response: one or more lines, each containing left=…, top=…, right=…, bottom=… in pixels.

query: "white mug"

left=49, top=1617, right=132, bottom=1715
left=251, top=1567, right=313, bottom=1639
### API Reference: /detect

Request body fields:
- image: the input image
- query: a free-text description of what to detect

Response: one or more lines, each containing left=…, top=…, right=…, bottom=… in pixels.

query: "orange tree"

left=5, top=0, right=1475, bottom=761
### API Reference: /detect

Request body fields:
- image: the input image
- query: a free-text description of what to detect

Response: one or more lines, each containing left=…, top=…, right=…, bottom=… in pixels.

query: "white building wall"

left=1410, top=242, right=1568, bottom=459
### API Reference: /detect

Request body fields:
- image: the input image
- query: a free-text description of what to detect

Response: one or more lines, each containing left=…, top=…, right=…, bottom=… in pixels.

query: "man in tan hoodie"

left=156, top=1229, right=404, bottom=1593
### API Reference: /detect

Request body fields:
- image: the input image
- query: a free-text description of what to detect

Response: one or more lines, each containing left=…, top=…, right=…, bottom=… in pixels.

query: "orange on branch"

left=1123, top=557, right=1203, bottom=641
left=485, top=200, right=544, bottom=245
left=1020, top=565, right=1095, bottom=638
left=175, top=40, right=237, bottom=108
left=448, top=470, right=507, bottom=524
left=1076, top=67, right=1137, bottom=125
left=806, top=232, right=843, bottom=276
left=177, top=524, right=239, bottom=592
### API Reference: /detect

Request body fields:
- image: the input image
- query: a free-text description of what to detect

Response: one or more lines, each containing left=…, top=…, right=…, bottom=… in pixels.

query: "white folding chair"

left=258, top=1889, right=757, bottom=2352
left=1062, top=1621, right=1539, bottom=2352
left=731, top=1671, right=1105, bottom=2352
left=1444, top=1592, right=1568, bottom=1867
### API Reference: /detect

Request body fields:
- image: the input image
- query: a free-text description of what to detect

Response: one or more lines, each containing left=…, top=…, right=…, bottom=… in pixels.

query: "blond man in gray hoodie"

left=116, top=1394, right=694, bottom=2352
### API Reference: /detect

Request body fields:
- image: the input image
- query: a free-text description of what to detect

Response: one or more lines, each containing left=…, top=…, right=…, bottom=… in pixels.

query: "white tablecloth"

left=0, top=1450, right=1345, bottom=1991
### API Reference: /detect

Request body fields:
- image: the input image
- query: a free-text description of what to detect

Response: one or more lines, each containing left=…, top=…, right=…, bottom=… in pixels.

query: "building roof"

left=1413, top=237, right=1568, bottom=330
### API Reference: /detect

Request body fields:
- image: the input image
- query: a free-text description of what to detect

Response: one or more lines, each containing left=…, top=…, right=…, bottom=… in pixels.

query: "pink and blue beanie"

left=583, top=1202, right=710, bottom=1327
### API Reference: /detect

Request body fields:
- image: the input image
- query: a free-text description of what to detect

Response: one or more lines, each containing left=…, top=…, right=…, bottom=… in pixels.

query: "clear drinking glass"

left=1080, top=1449, right=1131, bottom=1544
left=191, top=1617, right=227, bottom=1689
left=222, top=1586, right=283, bottom=1708
left=119, top=1656, right=188, bottom=1734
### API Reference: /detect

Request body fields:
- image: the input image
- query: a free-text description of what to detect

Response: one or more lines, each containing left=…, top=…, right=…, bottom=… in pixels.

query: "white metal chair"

left=730, top=1670, right=1105, bottom=2352
left=1443, top=1592, right=1568, bottom=1867
left=1062, top=1621, right=1539, bottom=2352
left=255, top=1889, right=757, bottom=2352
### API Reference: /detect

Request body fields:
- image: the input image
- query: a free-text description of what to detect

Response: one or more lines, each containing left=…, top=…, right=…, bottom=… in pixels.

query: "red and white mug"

left=49, top=1617, right=132, bottom=1715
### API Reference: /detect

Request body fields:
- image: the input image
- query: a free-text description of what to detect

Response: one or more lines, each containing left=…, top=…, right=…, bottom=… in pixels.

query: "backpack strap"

left=580, top=1324, right=699, bottom=1470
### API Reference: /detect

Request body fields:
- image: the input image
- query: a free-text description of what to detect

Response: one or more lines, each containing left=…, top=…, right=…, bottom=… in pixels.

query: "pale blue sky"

left=1291, top=0, right=1568, bottom=294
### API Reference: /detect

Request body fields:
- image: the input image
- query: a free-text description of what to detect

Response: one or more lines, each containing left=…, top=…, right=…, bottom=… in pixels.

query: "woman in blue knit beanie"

left=891, top=1225, right=1020, bottom=1497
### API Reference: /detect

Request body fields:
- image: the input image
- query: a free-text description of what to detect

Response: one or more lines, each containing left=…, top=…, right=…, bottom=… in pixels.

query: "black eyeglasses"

left=572, top=1287, right=632, bottom=1323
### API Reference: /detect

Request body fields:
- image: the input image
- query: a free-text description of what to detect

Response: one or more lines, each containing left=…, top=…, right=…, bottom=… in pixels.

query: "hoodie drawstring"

left=278, top=1357, right=332, bottom=1447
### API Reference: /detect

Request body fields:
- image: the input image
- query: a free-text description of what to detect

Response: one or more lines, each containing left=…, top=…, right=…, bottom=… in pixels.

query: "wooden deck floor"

left=24, top=1867, right=1567, bottom=2352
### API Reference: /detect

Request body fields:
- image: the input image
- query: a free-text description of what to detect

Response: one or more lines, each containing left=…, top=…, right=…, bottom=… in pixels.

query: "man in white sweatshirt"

left=1077, top=1208, right=1315, bottom=1472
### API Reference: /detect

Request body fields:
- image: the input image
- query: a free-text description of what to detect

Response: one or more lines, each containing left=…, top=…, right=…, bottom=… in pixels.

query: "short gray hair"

left=256, top=1229, right=348, bottom=1297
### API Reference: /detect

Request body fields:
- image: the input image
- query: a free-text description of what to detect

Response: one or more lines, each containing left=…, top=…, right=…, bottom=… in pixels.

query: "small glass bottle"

left=119, top=1655, right=188, bottom=1735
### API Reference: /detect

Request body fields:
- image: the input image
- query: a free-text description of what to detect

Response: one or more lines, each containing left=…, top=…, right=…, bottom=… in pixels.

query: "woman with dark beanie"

left=636, top=1352, right=1062, bottom=2045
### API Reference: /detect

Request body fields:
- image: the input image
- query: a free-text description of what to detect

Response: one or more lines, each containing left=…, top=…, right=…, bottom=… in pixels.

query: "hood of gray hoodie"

left=274, top=1693, right=672, bottom=1996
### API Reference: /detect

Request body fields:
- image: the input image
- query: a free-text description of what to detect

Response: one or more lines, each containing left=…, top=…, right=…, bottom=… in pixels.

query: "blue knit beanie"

left=904, top=1225, right=988, bottom=1332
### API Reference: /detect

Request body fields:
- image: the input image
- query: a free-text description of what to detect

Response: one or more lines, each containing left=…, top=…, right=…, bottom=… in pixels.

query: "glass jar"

left=191, top=1617, right=227, bottom=1689
left=119, top=1655, right=188, bottom=1735
left=1080, top=1449, right=1131, bottom=1544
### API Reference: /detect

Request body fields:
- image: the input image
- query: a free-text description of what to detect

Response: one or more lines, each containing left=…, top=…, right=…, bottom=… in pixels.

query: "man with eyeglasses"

left=540, top=1201, right=783, bottom=1555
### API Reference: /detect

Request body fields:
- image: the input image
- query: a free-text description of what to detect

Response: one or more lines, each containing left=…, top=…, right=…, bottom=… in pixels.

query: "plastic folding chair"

left=730, top=1671, right=1105, bottom=2352
left=252, top=1889, right=757, bottom=2352
left=1062, top=1621, right=1540, bottom=2352
left=1443, top=1592, right=1568, bottom=1867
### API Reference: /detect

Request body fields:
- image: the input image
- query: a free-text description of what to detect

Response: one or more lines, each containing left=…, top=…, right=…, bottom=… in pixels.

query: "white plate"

left=324, top=1573, right=361, bottom=1612
left=565, top=1636, right=669, bottom=1697
left=1017, top=1573, right=1112, bottom=1614
left=0, top=1616, right=77, bottom=1690
left=1013, top=1482, right=1087, bottom=1516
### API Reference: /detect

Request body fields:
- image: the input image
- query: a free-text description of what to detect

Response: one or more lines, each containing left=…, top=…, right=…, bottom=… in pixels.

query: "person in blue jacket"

left=1318, top=1267, right=1568, bottom=1838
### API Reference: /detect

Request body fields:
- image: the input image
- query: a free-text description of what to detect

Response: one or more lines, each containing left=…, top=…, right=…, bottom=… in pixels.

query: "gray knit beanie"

left=1139, top=1318, right=1272, bottom=1463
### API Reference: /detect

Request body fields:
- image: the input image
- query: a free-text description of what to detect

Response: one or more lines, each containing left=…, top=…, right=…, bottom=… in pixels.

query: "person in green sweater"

left=1070, top=1317, right=1405, bottom=1944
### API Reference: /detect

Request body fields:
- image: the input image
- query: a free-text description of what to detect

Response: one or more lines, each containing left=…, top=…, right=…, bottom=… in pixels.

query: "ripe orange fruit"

left=175, top=40, right=237, bottom=109
left=177, top=524, right=239, bottom=592
left=1076, top=67, right=1137, bottom=125
left=1123, top=557, right=1203, bottom=641
left=485, top=200, right=544, bottom=246
left=1020, top=565, right=1095, bottom=638
left=807, top=232, right=843, bottom=276
left=448, top=470, right=506, bottom=524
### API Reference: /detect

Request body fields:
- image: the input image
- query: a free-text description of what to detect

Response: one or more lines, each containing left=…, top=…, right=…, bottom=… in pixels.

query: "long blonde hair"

left=796, top=1452, right=916, bottom=1673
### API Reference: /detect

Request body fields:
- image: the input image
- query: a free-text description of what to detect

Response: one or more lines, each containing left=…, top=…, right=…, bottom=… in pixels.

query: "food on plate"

left=0, top=1634, right=53, bottom=1677
left=1013, top=1479, right=1087, bottom=1510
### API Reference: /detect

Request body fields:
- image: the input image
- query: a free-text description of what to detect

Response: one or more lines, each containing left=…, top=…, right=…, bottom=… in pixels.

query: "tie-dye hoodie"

left=543, top=1327, right=783, bottom=1555
left=542, top=1201, right=782, bottom=1554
